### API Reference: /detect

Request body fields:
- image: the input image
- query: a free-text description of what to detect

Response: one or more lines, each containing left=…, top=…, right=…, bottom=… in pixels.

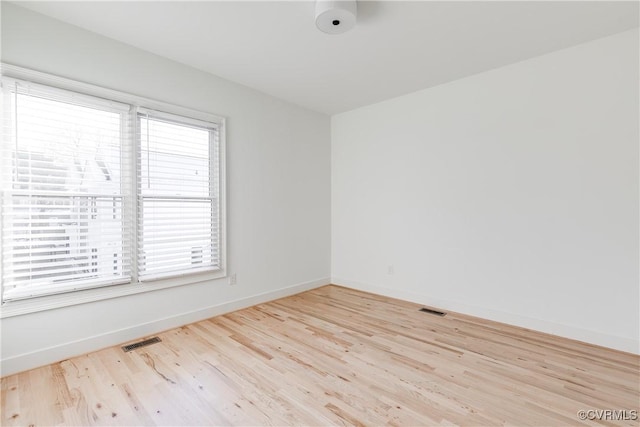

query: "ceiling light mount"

left=315, top=0, right=357, bottom=35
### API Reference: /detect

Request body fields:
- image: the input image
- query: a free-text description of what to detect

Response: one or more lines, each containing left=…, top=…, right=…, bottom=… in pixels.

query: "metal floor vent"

left=122, top=337, right=162, bottom=352
left=419, top=307, right=447, bottom=317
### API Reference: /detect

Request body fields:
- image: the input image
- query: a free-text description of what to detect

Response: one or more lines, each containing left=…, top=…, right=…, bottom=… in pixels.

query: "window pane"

left=140, top=117, right=210, bottom=197
left=15, top=94, right=122, bottom=194
left=3, top=195, right=126, bottom=282
left=139, top=198, right=217, bottom=277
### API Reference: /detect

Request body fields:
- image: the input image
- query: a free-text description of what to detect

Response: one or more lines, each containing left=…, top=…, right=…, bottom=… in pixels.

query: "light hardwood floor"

left=2, top=285, right=639, bottom=426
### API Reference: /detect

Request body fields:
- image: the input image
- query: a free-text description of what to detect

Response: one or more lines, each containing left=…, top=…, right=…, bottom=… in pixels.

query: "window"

left=138, top=111, right=221, bottom=280
left=1, top=68, right=225, bottom=308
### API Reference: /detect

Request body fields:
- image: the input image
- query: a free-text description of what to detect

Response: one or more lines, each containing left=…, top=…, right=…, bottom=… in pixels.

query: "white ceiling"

left=14, top=1, right=640, bottom=115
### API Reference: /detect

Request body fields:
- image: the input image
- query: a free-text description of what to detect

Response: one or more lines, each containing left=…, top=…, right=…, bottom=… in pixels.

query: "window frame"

left=0, top=64, right=227, bottom=318
left=136, top=109, right=222, bottom=281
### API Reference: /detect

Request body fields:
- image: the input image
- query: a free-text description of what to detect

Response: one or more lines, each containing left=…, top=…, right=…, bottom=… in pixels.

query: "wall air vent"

left=419, top=307, right=446, bottom=316
left=122, top=337, right=162, bottom=352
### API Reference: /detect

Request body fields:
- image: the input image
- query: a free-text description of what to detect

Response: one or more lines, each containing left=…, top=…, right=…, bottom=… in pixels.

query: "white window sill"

left=0, top=269, right=226, bottom=318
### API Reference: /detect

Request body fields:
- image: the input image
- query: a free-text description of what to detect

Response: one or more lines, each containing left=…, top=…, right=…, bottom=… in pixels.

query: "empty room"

left=0, top=1, right=638, bottom=425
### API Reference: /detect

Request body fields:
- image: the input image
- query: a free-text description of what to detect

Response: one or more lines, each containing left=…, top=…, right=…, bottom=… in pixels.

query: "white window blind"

left=1, top=80, right=132, bottom=300
left=137, top=110, right=220, bottom=280
left=1, top=70, right=225, bottom=306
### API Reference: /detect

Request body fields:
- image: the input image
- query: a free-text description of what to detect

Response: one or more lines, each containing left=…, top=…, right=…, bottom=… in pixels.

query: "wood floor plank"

left=1, top=285, right=638, bottom=426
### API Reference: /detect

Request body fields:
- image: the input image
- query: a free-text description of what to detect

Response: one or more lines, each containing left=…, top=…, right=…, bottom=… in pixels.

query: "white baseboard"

left=1, top=277, right=330, bottom=376
left=332, top=277, right=640, bottom=355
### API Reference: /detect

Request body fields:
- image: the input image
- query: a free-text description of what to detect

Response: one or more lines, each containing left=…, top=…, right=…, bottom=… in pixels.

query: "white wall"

left=332, top=29, right=639, bottom=354
left=0, top=3, right=331, bottom=375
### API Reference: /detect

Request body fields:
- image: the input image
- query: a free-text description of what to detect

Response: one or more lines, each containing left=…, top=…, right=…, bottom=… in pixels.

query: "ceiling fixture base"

left=315, top=0, right=357, bottom=35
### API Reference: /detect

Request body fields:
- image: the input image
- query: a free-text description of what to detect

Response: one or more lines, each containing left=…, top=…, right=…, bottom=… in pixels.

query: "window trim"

left=0, top=63, right=227, bottom=318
